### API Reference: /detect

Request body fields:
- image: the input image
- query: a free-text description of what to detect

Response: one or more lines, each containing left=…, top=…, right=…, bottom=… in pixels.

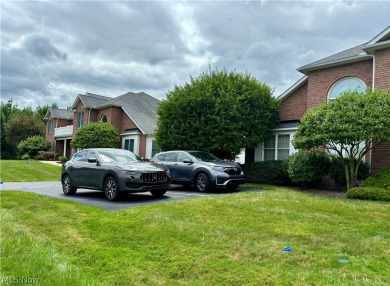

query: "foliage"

left=21, top=154, right=30, bottom=160
left=59, top=156, right=69, bottom=163
left=155, top=68, right=279, bottom=160
left=39, top=151, right=58, bottom=161
left=0, top=160, right=61, bottom=182
left=346, top=187, right=390, bottom=201
left=17, top=136, right=51, bottom=158
left=1, top=189, right=389, bottom=285
left=362, top=167, right=390, bottom=190
left=70, top=122, right=120, bottom=149
left=293, top=89, right=390, bottom=190
left=1, top=100, right=60, bottom=159
left=329, top=158, right=370, bottom=189
left=287, top=151, right=330, bottom=186
left=242, top=160, right=291, bottom=185
left=4, top=113, right=46, bottom=146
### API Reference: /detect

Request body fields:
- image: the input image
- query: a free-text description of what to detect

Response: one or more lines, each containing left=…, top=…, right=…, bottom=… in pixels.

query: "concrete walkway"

left=39, top=161, right=63, bottom=166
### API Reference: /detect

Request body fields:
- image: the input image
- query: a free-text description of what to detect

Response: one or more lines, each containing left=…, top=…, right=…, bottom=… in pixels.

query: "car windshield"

left=97, top=149, right=142, bottom=163
left=188, top=151, right=221, bottom=162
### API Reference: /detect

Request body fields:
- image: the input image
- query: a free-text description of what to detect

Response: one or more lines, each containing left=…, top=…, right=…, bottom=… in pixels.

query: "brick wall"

left=374, top=47, right=390, bottom=90
left=279, top=82, right=308, bottom=121
left=307, top=59, right=373, bottom=110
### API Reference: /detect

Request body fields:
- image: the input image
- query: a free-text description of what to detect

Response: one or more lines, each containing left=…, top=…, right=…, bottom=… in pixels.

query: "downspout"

left=367, top=54, right=375, bottom=167
left=88, top=108, right=91, bottom=123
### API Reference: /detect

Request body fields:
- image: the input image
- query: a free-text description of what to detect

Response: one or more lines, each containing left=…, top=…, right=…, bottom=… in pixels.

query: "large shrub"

left=17, top=136, right=51, bottom=158
left=362, top=167, right=390, bottom=190
left=242, top=160, right=291, bottom=185
left=346, top=187, right=390, bottom=201
left=329, top=158, right=371, bottom=189
left=70, top=122, right=120, bottom=148
left=287, top=151, right=330, bottom=187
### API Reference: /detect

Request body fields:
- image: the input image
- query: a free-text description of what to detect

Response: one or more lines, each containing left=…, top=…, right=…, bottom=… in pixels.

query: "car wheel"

left=104, top=176, right=120, bottom=201
left=196, top=173, right=210, bottom=192
left=226, top=184, right=239, bottom=191
left=150, top=190, right=167, bottom=197
left=62, top=174, right=77, bottom=195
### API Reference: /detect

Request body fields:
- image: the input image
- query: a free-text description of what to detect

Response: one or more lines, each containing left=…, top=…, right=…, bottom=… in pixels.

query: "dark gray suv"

left=151, top=151, right=244, bottom=192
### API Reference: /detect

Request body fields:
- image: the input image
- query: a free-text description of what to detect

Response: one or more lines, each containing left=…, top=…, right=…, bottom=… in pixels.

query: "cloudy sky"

left=1, top=0, right=389, bottom=109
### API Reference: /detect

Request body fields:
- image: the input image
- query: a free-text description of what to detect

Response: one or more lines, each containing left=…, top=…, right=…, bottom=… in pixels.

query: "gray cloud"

left=1, top=0, right=389, bottom=109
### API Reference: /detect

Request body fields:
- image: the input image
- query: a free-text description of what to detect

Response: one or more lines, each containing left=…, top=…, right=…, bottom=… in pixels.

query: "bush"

left=17, top=136, right=51, bottom=157
left=39, top=151, right=58, bottom=161
left=21, top=154, right=30, bottom=160
left=287, top=151, right=330, bottom=187
left=59, top=156, right=68, bottom=163
left=242, top=160, right=291, bottom=185
left=34, top=154, right=44, bottom=160
left=329, top=158, right=371, bottom=188
left=363, top=167, right=390, bottom=190
left=346, top=186, right=390, bottom=201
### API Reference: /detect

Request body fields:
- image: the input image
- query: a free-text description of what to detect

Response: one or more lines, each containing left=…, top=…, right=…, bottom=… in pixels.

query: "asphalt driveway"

left=0, top=181, right=255, bottom=211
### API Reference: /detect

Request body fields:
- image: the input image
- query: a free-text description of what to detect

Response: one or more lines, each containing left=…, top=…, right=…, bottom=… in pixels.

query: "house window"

left=48, top=120, right=53, bottom=134
left=101, top=114, right=107, bottom=123
left=77, top=112, right=84, bottom=129
left=328, top=77, right=366, bottom=101
left=263, top=134, right=290, bottom=161
left=124, top=139, right=135, bottom=152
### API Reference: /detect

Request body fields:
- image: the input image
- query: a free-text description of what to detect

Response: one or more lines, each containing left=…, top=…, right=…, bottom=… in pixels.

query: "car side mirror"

left=88, top=157, right=98, bottom=163
left=183, top=159, right=194, bottom=164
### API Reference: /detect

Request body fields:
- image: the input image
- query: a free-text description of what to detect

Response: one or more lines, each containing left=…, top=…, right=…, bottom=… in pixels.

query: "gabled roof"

left=298, top=25, right=390, bottom=74
left=363, top=25, right=390, bottom=54
left=44, top=108, right=74, bottom=120
left=71, top=92, right=111, bottom=109
left=277, top=76, right=307, bottom=101
left=96, top=92, right=160, bottom=135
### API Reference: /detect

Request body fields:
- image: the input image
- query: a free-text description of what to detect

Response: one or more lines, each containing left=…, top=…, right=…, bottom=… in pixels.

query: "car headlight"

left=120, top=170, right=138, bottom=176
left=209, top=165, right=226, bottom=172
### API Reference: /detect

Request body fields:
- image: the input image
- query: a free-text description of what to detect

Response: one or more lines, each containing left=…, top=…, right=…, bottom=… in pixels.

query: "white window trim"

left=327, top=77, right=366, bottom=101
left=121, top=134, right=140, bottom=156
left=255, top=131, right=298, bottom=162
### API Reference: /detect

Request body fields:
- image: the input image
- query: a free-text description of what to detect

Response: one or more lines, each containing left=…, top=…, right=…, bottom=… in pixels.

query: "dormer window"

left=101, top=114, right=107, bottom=123
left=328, top=77, right=366, bottom=101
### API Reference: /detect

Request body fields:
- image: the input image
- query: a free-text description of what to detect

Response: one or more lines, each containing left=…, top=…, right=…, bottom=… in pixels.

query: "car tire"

left=104, top=176, right=120, bottom=201
left=150, top=190, right=167, bottom=197
left=196, top=173, right=210, bottom=192
left=62, top=174, right=77, bottom=195
left=226, top=184, right=239, bottom=191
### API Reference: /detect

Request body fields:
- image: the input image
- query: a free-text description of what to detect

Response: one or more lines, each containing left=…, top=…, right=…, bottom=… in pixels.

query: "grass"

left=0, top=160, right=62, bottom=182
left=1, top=186, right=389, bottom=285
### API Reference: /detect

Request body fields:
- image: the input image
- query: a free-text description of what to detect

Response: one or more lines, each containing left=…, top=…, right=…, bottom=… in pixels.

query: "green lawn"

left=0, top=160, right=62, bottom=182
left=1, top=186, right=389, bottom=285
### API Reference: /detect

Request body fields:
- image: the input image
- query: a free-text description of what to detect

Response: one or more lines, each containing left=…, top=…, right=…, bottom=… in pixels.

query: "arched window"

left=100, top=114, right=107, bottom=123
left=328, top=77, right=366, bottom=101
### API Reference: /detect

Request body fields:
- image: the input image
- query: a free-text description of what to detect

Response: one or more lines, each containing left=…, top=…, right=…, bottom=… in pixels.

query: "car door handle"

left=174, top=163, right=178, bottom=166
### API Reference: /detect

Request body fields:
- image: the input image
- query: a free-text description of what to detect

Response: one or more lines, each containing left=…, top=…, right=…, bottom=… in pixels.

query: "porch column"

left=63, top=139, right=67, bottom=157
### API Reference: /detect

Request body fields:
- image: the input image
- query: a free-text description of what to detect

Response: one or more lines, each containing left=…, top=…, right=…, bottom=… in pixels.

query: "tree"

left=35, top=103, right=59, bottom=122
left=293, top=89, right=390, bottom=190
left=4, top=113, right=45, bottom=146
left=70, top=122, right=120, bottom=149
left=1, top=99, right=19, bottom=158
left=155, top=68, right=279, bottom=160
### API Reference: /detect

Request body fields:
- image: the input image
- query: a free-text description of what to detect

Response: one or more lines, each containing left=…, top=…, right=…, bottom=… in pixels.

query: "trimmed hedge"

left=346, top=187, right=390, bottom=201
left=287, top=151, right=330, bottom=186
left=242, top=160, right=291, bottom=185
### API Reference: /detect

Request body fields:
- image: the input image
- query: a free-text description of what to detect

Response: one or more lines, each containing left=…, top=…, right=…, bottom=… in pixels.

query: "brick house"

left=252, top=26, right=390, bottom=175
left=44, top=91, right=160, bottom=159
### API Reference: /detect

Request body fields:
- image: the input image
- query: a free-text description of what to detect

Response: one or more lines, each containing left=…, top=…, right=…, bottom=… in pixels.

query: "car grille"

left=224, top=167, right=242, bottom=175
left=141, top=171, right=167, bottom=182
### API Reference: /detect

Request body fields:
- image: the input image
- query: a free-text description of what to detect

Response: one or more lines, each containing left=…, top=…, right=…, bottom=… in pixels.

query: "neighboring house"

left=44, top=92, right=160, bottom=159
left=252, top=26, right=390, bottom=175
